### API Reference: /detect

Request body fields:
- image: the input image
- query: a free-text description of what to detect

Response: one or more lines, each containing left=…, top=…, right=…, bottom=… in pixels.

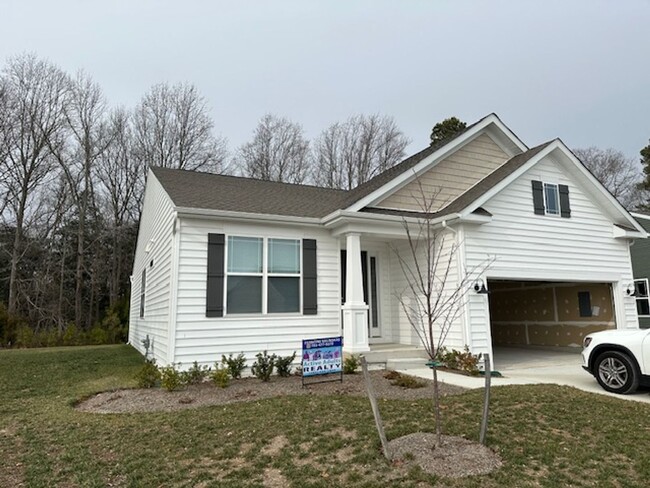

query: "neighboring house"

left=630, top=213, right=650, bottom=328
left=128, top=113, right=647, bottom=368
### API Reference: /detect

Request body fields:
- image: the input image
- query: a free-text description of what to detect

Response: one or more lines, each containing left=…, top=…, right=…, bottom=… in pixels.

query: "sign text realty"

left=302, top=336, right=342, bottom=376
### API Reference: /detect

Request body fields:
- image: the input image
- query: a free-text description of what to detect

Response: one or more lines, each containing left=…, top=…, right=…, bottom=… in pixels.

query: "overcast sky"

left=2, top=0, right=650, bottom=162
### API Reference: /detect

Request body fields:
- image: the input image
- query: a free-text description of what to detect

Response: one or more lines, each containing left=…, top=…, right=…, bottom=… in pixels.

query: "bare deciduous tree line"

left=0, top=53, right=410, bottom=341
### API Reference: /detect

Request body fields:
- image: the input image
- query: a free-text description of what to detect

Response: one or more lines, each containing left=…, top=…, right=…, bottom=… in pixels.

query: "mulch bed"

left=389, top=433, right=502, bottom=478
left=76, top=370, right=467, bottom=414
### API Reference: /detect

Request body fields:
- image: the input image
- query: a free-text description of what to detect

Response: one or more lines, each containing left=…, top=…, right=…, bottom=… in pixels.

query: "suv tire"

left=594, top=351, right=640, bottom=394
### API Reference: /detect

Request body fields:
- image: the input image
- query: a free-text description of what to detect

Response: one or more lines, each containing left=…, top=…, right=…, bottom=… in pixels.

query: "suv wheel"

left=594, top=351, right=639, bottom=394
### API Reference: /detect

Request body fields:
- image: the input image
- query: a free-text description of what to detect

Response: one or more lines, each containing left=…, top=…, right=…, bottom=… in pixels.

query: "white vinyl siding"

left=172, top=218, right=340, bottom=367
left=128, top=173, right=176, bottom=364
left=463, top=154, right=639, bottom=356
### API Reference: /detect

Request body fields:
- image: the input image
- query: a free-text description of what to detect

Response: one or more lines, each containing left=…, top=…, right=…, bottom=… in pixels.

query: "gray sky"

left=2, top=0, right=650, bottom=161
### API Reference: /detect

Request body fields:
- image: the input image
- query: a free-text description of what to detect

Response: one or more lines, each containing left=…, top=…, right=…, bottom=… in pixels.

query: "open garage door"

left=487, top=280, right=616, bottom=350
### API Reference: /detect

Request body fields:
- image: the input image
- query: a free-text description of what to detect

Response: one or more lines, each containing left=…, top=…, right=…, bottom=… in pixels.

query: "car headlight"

left=583, top=336, right=592, bottom=348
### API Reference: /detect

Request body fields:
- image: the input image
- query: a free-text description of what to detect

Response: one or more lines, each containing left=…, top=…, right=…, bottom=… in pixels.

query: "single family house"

left=128, top=113, right=647, bottom=368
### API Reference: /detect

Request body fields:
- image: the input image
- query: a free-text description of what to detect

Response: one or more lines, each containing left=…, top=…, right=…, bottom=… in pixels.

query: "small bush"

left=221, top=353, right=247, bottom=379
left=62, top=324, right=81, bottom=346
left=136, top=359, right=161, bottom=388
left=275, top=351, right=296, bottom=377
left=210, top=365, right=231, bottom=388
left=88, top=326, right=109, bottom=345
left=14, top=325, right=35, bottom=348
left=390, top=372, right=426, bottom=389
left=343, top=355, right=360, bottom=374
left=251, top=351, right=276, bottom=382
left=436, top=346, right=482, bottom=375
left=383, top=370, right=401, bottom=380
left=160, top=364, right=184, bottom=391
left=183, top=361, right=211, bottom=385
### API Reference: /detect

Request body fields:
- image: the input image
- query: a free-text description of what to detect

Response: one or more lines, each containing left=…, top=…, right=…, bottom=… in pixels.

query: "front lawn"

left=1, top=345, right=649, bottom=487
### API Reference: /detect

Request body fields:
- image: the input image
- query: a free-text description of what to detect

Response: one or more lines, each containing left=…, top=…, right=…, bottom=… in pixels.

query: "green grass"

left=2, top=345, right=650, bottom=487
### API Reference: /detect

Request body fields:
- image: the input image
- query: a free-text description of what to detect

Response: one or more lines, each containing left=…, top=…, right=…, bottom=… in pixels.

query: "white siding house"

left=129, top=113, right=647, bottom=368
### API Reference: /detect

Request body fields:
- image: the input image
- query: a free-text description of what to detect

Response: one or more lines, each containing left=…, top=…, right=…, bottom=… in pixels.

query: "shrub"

left=160, top=364, right=184, bottom=391
left=436, top=346, right=482, bottom=375
left=88, top=326, right=109, bottom=345
left=383, top=370, right=401, bottom=380
left=221, top=352, right=247, bottom=379
left=210, top=365, right=231, bottom=388
left=62, top=324, right=82, bottom=346
left=183, top=361, right=211, bottom=385
left=251, top=351, right=276, bottom=382
left=390, top=372, right=425, bottom=389
left=275, top=351, right=296, bottom=377
left=136, top=359, right=161, bottom=388
left=343, top=354, right=360, bottom=374
left=14, top=325, right=35, bottom=348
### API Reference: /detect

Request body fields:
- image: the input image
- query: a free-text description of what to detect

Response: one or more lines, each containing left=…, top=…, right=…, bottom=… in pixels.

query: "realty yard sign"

left=301, top=336, right=343, bottom=385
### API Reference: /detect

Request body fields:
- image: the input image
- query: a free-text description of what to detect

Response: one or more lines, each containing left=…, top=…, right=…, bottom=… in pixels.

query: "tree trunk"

left=432, top=365, right=442, bottom=448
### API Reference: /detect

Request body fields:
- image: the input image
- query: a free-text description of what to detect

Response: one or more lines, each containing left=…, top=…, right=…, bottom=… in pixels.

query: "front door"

left=341, top=250, right=381, bottom=338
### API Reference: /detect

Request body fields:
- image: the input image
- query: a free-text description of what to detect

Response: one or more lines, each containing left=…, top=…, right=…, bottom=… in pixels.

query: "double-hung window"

left=634, top=278, right=650, bottom=317
left=226, top=236, right=301, bottom=315
left=543, top=183, right=560, bottom=216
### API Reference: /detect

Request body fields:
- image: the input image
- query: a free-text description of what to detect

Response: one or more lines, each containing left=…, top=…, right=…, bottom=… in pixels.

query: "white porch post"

left=342, top=233, right=370, bottom=353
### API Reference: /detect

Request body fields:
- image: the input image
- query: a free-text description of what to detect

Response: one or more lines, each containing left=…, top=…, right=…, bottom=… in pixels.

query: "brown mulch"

left=76, top=371, right=466, bottom=414
left=389, top=433, right=502, bottom=478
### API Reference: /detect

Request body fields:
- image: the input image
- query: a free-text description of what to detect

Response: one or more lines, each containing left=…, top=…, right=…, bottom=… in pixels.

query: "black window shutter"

left=302, top=239, right=318, bottom=315
left=206, top=233, right=225, bottom=317
left=559, top=184, right=571, bottom=218
left=532, top=180, right=545, bottom=215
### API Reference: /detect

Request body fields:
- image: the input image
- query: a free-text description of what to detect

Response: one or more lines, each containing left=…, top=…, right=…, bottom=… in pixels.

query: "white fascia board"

left=175, top=207, right=322, bottom=226
left=554, top=141, right=648, bottom=236
left=323, top=210, right=463, bottom=237
left=631, top=212, right=650, bottom=221
left=345, top=114, right=526, bottom=213
left=613, top=225, right=647, bottom=239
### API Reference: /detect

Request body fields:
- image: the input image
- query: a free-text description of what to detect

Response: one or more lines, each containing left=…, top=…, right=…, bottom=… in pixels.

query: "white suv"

left=582, top=329, right=650, bottom=394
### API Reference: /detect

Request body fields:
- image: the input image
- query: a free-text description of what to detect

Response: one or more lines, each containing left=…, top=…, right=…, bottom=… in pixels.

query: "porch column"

left=342, top=233, right=370, bottom=353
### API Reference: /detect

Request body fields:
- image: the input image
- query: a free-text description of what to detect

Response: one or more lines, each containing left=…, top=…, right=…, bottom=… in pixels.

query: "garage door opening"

left=487, top=280, right=616, bottom=352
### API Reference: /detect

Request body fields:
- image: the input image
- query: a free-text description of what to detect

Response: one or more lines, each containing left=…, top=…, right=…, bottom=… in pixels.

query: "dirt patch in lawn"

left=76, top=370, right=466, bottom=413
left=389, top=433, right=502, bottom=478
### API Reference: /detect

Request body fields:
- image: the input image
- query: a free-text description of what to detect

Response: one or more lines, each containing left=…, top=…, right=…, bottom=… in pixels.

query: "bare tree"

left=237, top=114, right=310, bottom=183
left=390, top=179, right=492, bottom=447
left=312, top=114, right=409, bottom=190
left=133, top=82, right=228, bottom=173
left=0, top=54, right=69, bottom=314
left=96, top=107, right=144, bottom=307
left=574, top=147, right=645, bottom=210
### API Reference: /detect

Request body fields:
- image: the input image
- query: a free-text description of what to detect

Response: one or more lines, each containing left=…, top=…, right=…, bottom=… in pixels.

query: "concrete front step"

left=359, top=344, right=429, bottom=365
left=386, top=357, right=431, bottom=371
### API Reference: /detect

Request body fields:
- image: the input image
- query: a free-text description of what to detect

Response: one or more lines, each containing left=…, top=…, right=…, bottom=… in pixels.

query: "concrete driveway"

left=400, top=347, right=650, bottom=404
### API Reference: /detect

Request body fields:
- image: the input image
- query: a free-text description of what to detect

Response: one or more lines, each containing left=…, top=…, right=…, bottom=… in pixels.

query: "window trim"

left=543, top=182, right=560, bottom=216
left=224, top=234, right=302, bottom=316
left=634, top=278, right=650, bottom=318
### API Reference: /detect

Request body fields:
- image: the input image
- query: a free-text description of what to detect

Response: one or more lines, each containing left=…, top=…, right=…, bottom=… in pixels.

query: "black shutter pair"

left=205, top=234, right=317, bottom=317
left=531, top=180, right=571, bottom=218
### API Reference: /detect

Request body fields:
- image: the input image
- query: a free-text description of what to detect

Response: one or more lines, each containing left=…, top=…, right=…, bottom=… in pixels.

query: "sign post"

left=301, top=336, right=343, bottom=387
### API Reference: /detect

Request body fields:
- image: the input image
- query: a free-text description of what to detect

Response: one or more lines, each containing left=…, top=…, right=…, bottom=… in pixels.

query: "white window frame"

left=224, top=235, right=302, bottom=316
left=543, top=182, right=560, bottom=216
left=634, top=278, right=650, bottom=318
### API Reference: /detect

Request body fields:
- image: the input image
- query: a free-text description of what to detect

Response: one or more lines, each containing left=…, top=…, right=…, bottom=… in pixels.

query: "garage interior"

left=487, top=280, right=616, bottom=351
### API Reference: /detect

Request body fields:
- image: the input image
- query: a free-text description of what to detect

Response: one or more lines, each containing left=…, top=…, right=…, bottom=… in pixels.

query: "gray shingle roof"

left=152, top=168, right=348, bottom=218
left=151, top=118, right=546, bottom=220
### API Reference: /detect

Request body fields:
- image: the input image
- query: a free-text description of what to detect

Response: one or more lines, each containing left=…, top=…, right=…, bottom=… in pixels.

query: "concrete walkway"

left=398, top=347, right=650, bottom=404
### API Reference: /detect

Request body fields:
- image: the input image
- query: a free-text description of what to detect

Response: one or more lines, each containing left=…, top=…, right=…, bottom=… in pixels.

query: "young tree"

left=574, top=147, right=645, bottom=210
left=640, top=140, right=650, bottom=192
left=0, top=54, right=69, bottom=314
left=430, top=117, right=467, bottom=146
left=390, top=180, right=492, bottom=447
left=312, top=114, right=409, bottom=189
left=133, top=82, right=228, bottom=174
left=238, top=114, right=310, bottom=183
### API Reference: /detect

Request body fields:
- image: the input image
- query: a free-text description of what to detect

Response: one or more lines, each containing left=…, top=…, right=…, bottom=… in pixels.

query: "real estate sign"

left=302, top=336, right=342, bottom=377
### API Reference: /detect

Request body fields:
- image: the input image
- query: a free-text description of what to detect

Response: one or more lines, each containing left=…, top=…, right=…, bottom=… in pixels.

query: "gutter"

left=174, top=206, right=322, bottom=226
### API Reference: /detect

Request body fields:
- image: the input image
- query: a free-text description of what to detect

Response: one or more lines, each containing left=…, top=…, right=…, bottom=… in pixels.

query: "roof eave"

left=175, top=206, right=323, bottom=225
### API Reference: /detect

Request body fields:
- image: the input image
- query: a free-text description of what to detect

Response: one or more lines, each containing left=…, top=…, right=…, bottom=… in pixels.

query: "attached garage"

left=487, top=280, right=616, bottom=350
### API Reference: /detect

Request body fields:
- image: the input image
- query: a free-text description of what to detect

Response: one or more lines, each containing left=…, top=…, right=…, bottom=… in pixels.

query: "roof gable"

left=345, top=113, right=528, bottom=212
